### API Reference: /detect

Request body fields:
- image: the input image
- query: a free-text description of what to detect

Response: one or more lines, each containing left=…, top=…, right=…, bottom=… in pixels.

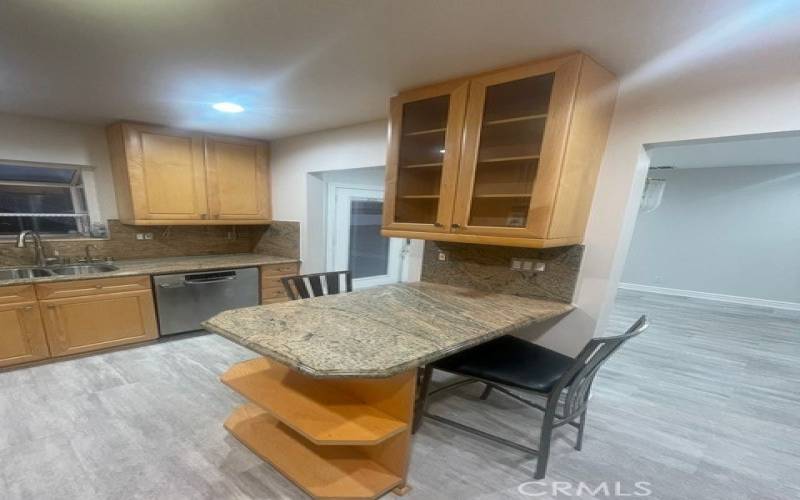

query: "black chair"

left=414, top=315, right=648, bottom=479
left=280, top=270, right=353, bottom=300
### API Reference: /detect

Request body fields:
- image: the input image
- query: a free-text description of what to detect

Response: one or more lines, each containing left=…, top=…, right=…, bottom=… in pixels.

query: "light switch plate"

left=511, top=258, right=523, bottom=270
left=136, top=233, right=145, bottom=240
left=143, top=233, right=154, bottom=240
left=534, top=262, right=547, bottom=272
left=438, top=251, right=447, bottom=262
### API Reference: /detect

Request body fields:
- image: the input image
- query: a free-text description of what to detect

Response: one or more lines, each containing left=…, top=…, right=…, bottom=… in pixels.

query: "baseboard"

left=618, top=282, right=800, bottom=312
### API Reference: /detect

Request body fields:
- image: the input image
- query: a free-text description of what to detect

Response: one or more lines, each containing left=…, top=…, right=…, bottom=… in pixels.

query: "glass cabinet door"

left=453, top=56, right=581, bottom=238
left=383, top=82, right=468, bottom=233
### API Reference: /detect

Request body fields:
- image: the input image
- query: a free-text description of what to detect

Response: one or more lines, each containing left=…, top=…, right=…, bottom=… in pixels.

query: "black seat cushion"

left=433, top=335, right=575, bottom=393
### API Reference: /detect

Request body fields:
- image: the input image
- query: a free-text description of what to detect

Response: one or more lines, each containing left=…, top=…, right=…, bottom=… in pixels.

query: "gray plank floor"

left=1, top=290, right=799, bottom=499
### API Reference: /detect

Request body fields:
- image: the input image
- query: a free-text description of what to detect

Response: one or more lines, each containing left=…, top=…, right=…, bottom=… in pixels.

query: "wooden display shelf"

left=400, top=162, right=443, bottom=169
left=398, top=194, right=440, bottom=199
left=478, top=155, right=540, bottom=163
left=473, top=193, right=532, bottom=198
left=404, top=127, right=446, bottom=136
left=221, top=358, right=407, bottom=445
left=225, top=403, right=402, bottom=500
left=483, top=113, right=547, bottom=126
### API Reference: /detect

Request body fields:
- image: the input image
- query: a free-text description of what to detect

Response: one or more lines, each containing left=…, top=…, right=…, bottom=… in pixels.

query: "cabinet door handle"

left=451, top=223, right=461, bottom=229
left=23, top=306, right=33, bottom=311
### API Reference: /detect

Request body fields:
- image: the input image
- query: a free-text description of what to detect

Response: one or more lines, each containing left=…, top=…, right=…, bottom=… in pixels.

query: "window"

left=0, top=161, right=102, bottom=238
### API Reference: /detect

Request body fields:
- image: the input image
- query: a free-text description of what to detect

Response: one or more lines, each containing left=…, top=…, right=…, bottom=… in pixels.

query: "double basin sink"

left=0, top=263, right=119, bottom=281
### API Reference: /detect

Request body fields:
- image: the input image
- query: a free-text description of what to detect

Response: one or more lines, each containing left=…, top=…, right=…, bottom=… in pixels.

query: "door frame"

left=326, top=183, right=404, bottom=289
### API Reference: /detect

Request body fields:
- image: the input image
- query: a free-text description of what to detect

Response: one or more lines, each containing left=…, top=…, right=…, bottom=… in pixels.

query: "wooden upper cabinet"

left=108, top=123, right=208, bottom=222
left=107, top=122, right=271, bottom=225
left=205, top=136, right=271, bottom=220
left=383, top=81, right=468, bottom=233
left=382, top=53, right=618, bottom=248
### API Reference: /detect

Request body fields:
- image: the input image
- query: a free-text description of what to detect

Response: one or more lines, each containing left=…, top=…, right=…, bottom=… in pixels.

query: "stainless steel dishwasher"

left=153, top=267, right=259, bottom=335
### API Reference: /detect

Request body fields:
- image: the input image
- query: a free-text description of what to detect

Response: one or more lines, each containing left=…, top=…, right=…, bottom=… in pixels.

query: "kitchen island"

left=203, top=282, right=573, bottom=499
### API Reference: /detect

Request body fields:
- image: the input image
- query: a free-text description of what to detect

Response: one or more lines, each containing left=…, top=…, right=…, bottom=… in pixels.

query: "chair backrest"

left=555, top=315, right=649, bottom=418
left=281, top=271, right=353, bottom=300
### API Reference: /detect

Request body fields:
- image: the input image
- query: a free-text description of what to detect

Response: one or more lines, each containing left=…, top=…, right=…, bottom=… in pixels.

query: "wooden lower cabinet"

left=0, top=301, right=50, bottom=368
left=39, top=289, right=158, bottom=357
left=260, top=263, right=299, bottom=305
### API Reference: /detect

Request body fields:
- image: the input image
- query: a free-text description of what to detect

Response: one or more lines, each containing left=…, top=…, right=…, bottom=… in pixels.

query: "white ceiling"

left=1, top=0, right=799, bottom=139
left=648, top=133, right=800, bottom=169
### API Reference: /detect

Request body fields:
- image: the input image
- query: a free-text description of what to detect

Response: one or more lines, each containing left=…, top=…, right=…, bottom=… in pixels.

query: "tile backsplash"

left=420, top=241, right=583, bottom=303
left=0, top=220, right=300, bottom=266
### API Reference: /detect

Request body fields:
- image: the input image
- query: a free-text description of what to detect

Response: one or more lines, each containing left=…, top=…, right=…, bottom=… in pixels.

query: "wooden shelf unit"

left=225, top=404, right=402, bottom=500
left=221, top=358, right=407, bottom=445
left=220, top=358, right=417, bottom=499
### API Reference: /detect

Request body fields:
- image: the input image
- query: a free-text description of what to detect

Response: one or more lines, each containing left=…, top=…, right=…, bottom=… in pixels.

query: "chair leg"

left=534, top=397, right=558, bottom=480
left=479, top=383, right=493, bottom=400
left=575, top=410, right=587, bottom=451
left=412, top=365, right=434, bottom=434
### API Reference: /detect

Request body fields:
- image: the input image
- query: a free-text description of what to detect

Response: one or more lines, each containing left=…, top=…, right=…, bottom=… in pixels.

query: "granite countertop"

left=0, top=253, right=299, bottom=287
left=203, top=282, right=574, bottom=379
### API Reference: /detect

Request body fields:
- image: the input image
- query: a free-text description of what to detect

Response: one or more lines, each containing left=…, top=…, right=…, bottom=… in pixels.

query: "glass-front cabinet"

left=382, top=81, right=468, bottom=233
left=452, top=56, right=580, bottom=239
left=382, top=53, right=617, bottom=248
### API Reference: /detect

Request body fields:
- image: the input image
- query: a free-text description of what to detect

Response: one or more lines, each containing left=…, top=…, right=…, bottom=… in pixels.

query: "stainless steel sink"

left=0, top=267, right=55, bottom=280
left=49, top=263, right=119, bottom=276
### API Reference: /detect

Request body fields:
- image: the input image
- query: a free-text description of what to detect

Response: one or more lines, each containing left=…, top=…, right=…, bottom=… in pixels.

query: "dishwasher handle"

left=183, top=270, right=238, bottom=285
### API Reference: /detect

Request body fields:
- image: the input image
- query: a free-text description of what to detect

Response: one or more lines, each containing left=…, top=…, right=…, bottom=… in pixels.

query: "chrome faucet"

left=84, top=244, right=100, bottom=263
left=16, top=230, right=47, bottom=267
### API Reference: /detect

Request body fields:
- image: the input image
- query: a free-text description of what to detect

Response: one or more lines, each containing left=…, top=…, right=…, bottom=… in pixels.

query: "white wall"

left=0, top=113, right=118, bottom=222
left=531, top=53, right=800, bottom=355
left=620, top=164, right=800, bottom=305
left=270, top=121, right=388, bottom=271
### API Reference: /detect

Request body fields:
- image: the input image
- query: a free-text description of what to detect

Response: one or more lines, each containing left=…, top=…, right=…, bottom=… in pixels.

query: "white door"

left=328, top=185, right=404, bottom=289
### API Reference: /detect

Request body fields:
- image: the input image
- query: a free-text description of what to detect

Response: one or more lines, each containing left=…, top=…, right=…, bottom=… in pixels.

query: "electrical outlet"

left=437, top=251, right=447, bottom=262
left=136, top=233, right=145, bottom=240
left=143, top=233, right=154, bottom=240
left=534, top=262, right=546, bottom=272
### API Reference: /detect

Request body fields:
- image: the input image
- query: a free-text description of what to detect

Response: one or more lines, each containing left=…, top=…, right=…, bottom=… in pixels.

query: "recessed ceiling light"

left=212, top=102, right=244, bottom=113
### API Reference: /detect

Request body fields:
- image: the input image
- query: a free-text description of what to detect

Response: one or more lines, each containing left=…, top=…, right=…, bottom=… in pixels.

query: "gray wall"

left=622, top=164, right=800, bottom=304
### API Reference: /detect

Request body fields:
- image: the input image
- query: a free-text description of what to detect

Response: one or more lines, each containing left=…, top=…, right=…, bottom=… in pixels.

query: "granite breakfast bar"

left=203, top=282, right=573, bottom=499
